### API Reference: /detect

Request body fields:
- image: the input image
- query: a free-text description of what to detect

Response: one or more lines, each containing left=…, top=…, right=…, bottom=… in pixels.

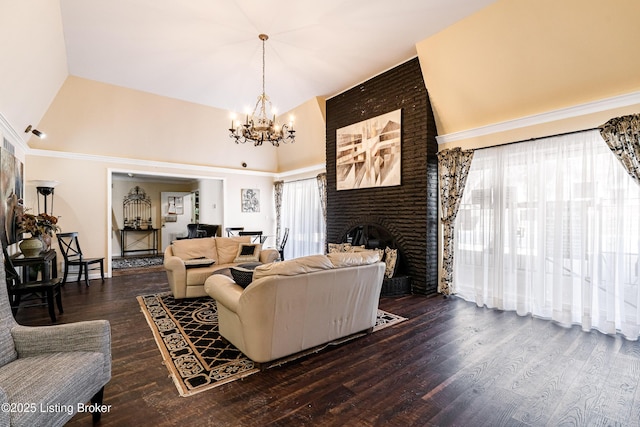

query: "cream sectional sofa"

left=204, top=251, right=385, bottom=363
left=163, top=236, right=279, bottom=299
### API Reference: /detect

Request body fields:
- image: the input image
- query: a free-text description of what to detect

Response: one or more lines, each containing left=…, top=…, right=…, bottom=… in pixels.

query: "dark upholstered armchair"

left=0, top=252, right=111, bottom=426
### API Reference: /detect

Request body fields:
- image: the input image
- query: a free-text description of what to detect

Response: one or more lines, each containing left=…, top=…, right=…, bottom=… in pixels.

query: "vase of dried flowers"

left=15, top=206, right=60, bottom=256
left=18, top=237, right=43, bottom=257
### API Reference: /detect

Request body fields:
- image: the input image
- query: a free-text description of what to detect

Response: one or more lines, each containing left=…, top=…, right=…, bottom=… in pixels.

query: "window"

left=455, top=130, right=640, bottom=338
left=281, top=179, right=325, bottom=259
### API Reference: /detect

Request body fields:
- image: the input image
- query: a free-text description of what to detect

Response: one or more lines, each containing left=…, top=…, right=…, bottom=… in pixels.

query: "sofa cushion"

left=253, top=254, right=334, bottom=280
left=327, top=251, right=381, bottom=268
left=171, top=238, right=217, bottom=262
left=185, top=265, right=219, bottom=286
left=216, top=236, right=251, bottom=264
left=233, top=243, right=261, bottom=263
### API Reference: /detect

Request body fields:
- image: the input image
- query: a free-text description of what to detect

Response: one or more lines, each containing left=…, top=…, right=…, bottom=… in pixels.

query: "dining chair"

left=2, top=244, right=63, bottom=323
left=186, top=223, right=200, bottom=239
left=225, top=227, right=244, bottom=237
left=56, top=232, right=105, bottom=286
left=239, top=230, right=263, bottom=242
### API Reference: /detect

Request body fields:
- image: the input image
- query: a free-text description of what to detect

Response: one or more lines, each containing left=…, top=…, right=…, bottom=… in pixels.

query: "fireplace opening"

left=341, top=223, right=411, bottom=296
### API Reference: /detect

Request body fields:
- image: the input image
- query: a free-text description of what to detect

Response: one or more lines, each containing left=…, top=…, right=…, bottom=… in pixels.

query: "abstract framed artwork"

left=241, top=189, right=260, bottom=213
left=336, top=109, right=401, bottom=191
left=0, top=141, right=24, bottom=246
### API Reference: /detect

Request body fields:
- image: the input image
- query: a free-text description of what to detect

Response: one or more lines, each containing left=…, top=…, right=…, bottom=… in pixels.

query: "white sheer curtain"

left=454, top=130, right=640, bottom=339
left=281, top=178, right=325, bottom=259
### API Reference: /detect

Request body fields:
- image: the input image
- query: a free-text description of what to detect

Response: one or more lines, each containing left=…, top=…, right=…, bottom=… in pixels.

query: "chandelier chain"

left=262, top=35, right=266, bottom=98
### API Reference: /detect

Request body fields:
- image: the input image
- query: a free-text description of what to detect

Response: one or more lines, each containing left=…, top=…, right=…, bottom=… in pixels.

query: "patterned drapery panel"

left=274, top=180, right=284, bottom=247
left=437, top=147, right=474, bottom=295
left=316, top=173, right=327, bottom=246
left=599, top=114, right=640, bottom=186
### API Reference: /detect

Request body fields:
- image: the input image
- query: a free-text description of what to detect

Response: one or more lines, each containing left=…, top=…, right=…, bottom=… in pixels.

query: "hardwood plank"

left=10, top=269, right=640, bottom=427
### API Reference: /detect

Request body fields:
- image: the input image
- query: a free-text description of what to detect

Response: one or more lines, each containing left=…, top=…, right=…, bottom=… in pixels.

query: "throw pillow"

left=384, top=247, right=398, bottom=278
left=230, top=267, right=254, bottom=288
left=233, top=243, right=261, bottom=263
left=327, top=242, right=352, bottom=253
left=183, top=257, right=215, bottom=268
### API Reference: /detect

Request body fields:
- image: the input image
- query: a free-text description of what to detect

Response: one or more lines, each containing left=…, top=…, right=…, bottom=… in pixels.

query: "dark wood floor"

left=14, top=269, right=640, bottom=426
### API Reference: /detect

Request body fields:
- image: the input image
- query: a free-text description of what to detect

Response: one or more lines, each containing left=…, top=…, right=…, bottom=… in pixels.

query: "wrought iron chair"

left=2, top=245, right=63, bottom=323
left=225, top=227, right=244, bottom=237
left=279, top=228, right=290, bottom=261
left=56, top=232, right=105, bottom=286
left=186, top=223, right=201, bottom=239
left=239, top=230, right=263, bottom=243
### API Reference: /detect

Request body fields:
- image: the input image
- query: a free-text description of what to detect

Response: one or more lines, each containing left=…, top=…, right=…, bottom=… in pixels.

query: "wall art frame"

left=241, top=188, right=260, bottom=213
left=0, top=140, right=24, bottom=247
left=336, top=109, right=402, bottom=191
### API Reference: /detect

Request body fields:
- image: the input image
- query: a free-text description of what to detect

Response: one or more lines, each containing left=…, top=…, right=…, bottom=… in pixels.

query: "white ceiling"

left=59, top=0, right=495, bottom=114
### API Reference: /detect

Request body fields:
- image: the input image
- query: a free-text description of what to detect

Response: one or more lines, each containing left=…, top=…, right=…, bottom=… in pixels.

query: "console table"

left=120, top=228, right=159, bottom=257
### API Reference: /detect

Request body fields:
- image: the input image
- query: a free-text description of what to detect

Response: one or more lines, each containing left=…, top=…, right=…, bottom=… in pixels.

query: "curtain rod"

left=276, top=177, right=313, bottom=184
left=276, top=174, right=324, bottom=185
left=475, top=126, right=601, bottom=151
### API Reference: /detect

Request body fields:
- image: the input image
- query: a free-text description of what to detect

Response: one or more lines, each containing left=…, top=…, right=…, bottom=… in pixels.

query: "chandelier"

left=229, top=34, right=295, bottom=147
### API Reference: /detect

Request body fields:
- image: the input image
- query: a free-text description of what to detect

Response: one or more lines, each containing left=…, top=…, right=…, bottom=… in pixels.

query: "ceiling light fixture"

left=229, top=34, right=295, bottom=147
left=25, top=125, right=46, bottom=139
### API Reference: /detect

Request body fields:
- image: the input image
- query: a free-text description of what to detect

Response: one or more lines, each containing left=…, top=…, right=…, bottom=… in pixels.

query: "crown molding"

left=28, top=148, right=277, bottom=178
left=0, top=113, right=29, bottom=152
left=436, top=91, right=640, bottom=144
left=275, top=163, right=326, bottom=180
left=29, top=148, right=326, bottom=180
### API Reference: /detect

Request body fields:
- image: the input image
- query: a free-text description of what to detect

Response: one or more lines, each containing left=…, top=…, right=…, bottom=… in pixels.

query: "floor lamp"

left=31, top=180, right=59, bottom=215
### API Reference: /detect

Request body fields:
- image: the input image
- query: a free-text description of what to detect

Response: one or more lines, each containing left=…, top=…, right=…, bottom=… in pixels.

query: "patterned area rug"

left=113, top=256, right=164, bottom=270
left=137, top=292, right=407, bottom=397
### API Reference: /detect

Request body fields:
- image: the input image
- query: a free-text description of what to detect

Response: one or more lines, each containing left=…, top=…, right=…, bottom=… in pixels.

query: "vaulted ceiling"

left=0, top=0, right=495, bottom=141
left=1, top=0, right=638, bottom=149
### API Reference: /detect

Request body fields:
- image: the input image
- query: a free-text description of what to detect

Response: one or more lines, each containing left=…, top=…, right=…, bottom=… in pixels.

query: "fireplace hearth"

left=341, top=223, right=411, bottom=296
left=343, top=224, right=406, bottom=274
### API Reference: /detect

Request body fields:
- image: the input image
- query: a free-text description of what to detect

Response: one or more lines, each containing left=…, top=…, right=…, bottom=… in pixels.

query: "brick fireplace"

left=325, top=57, right=439, bottom=295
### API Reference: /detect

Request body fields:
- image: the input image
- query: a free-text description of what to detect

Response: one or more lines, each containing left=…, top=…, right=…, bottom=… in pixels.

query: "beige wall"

left=31, top=76, right=279, bottom=172
left=21, top=75, right=291, bottom=276
left=418, top=0, right=640, bottom=140
left=25, top=152, right=276, bottom=276
left=0, top=0, right=67, bottom=137
left=276, top=97, right=327, bottom=172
